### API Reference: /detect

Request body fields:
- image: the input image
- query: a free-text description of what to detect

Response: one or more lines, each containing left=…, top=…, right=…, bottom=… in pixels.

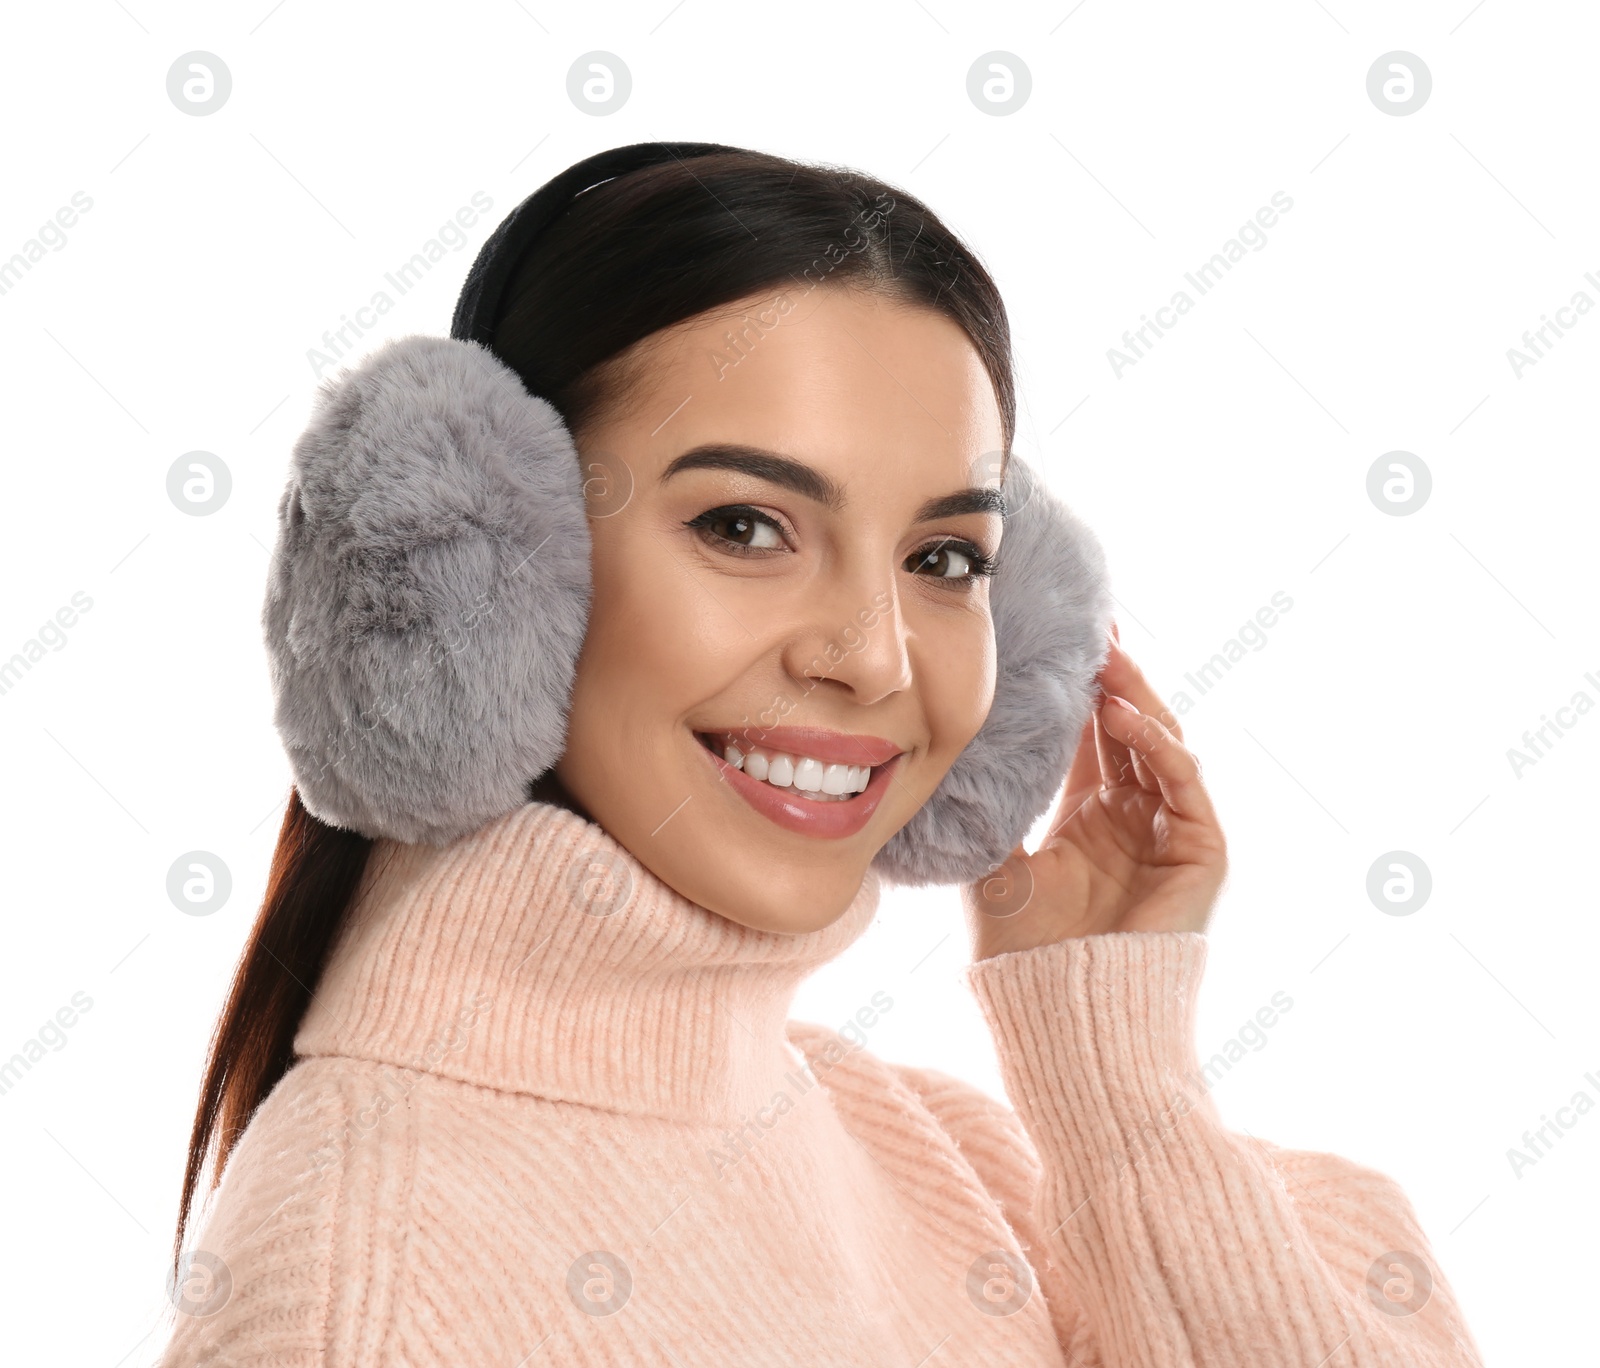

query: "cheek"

left=571, top=520, right=736, bottom=725
left=915, top=601, right=997, bottom=759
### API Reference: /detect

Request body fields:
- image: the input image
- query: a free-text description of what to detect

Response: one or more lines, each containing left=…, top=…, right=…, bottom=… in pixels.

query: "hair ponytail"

left=172, top=791, right=373, bottom=1269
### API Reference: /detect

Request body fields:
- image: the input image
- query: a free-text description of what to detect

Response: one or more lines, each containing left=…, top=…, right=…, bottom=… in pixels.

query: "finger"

left=1050, top=700, right=1121, bottom=838
left=1128, top=741, right=1161, bottom=793
left=1088, top=627, right=1139, bottom=787
left=1061, top=713, right=1099, bottom=800
left=1100, top=640, right=1183, bottom=744
left=1093, top=693, right=1139, bottom=789
left=1047, top=714, right=1101, bottom=837
left=1100, top=696, right=1215, bottom=822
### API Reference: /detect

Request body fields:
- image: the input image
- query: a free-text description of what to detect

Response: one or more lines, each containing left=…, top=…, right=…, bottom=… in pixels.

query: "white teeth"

left=709, top=737, right=873, bottom=799
left=793, top=757, right=824, bottom=792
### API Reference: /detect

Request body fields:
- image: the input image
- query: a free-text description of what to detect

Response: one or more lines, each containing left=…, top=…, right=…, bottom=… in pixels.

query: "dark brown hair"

left=174, top=146, right=1016, bottom=1269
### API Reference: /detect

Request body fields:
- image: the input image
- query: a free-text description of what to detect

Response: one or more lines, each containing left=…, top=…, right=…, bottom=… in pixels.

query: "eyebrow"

left=658, top=444, right=1006, bottom=522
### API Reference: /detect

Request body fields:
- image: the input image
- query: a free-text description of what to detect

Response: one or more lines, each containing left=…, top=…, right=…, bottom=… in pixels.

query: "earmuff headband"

left=451, top=140, right=742, bottom=348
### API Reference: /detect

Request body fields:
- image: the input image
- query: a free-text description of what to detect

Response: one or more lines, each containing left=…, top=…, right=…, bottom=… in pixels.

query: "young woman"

left=158, top=144, right=1484, bottom=1365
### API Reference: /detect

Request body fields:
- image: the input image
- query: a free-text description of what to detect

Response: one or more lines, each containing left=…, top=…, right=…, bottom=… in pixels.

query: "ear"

left=262, top=334, right=593, bottom=844
left=870, top=454, right=1114, bottom=886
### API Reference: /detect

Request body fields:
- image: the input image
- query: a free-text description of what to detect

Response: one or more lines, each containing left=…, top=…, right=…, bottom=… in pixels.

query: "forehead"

left=591, top=286, right=1006, bottom=492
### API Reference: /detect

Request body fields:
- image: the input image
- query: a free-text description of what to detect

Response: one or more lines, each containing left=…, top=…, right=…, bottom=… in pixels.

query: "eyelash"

left=683, top=504, right=999, bottom=587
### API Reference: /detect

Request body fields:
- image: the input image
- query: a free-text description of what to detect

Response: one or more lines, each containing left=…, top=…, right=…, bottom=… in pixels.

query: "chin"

left=681, top=852, right=872, bottom=935
left=674, top=722, right=898, bottom=925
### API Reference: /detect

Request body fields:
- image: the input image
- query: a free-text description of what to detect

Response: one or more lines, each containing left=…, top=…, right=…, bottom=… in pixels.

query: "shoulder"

left=1246, top=1136, right=1432, bottom=1249
left=1242, top=1137, right=1482, bottom=1348
left=155, top=1055, right=421, bottom=1366
left=784, top=1019, right=1041, bottom=1221
left=785, top=1017, right=1029, bottom=1147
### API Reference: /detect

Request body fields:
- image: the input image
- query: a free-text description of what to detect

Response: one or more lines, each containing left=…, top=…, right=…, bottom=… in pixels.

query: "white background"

left=1, top=2, right=1594, bottom=1364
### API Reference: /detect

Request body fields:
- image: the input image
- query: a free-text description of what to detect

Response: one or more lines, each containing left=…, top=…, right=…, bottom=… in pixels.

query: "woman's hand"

left=962, top=624, right=1228, bottom=961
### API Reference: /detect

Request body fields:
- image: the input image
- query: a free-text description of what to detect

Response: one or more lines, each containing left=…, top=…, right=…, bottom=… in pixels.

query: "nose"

left=781, top=565, right=913, bottom=708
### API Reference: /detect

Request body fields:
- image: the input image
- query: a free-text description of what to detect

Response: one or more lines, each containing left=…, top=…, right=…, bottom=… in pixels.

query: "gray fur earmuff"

left=262, top=334, right=592, bottom=846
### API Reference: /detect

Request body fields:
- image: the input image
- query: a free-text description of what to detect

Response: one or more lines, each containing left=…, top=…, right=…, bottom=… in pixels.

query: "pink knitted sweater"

left=157, top=801, right=1482, bottom=1365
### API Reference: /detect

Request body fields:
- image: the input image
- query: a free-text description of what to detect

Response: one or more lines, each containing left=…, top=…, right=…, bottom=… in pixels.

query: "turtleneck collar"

left=294, top=801, right=882, bottom=1124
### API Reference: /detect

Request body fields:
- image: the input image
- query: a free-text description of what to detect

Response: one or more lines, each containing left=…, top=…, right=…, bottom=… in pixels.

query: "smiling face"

left=549, top=283, right=1007, bottom=933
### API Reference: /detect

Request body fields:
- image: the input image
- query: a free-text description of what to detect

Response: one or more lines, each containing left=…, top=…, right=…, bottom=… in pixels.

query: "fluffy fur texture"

left=872, top=455, right=1114, bottom=886
left=261, top=336, right=1113, bottom=880
left=262, top=335, right=592, bottom=844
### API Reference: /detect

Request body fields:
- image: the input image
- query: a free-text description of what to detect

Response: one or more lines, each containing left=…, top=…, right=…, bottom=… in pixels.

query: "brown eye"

left=684, top=505, right=788, bottom=555
left=716, top=512, right=780, bottom=548
left=915, top=544, right=972, bottom=576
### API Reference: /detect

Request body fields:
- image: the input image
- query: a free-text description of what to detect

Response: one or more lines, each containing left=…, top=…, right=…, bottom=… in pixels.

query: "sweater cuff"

left=961, top=931, right=1213, bottom=1174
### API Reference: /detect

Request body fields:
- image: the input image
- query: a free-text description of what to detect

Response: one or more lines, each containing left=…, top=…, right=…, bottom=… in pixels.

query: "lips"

left=698, top=727, right=904, bottom=768
left=692, top=728, right=903, bottom=839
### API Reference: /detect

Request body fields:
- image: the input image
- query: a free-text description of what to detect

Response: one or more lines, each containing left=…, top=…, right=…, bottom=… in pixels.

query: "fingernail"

left=1105, top=694, right=1139, bottom=715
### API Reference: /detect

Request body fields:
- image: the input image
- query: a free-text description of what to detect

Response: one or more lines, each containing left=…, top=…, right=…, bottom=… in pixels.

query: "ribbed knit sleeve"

left=961, top=931, right=1485, bottom=1367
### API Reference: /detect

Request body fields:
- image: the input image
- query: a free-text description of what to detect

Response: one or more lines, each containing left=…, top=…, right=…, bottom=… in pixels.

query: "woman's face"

left=553, top=284, right=1006, bottom=933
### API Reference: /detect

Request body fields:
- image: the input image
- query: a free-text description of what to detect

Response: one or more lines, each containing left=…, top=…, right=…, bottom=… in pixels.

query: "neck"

left=294, top=801, right=881, bottom=1123
left=525, top=767, right=590, bottom=822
